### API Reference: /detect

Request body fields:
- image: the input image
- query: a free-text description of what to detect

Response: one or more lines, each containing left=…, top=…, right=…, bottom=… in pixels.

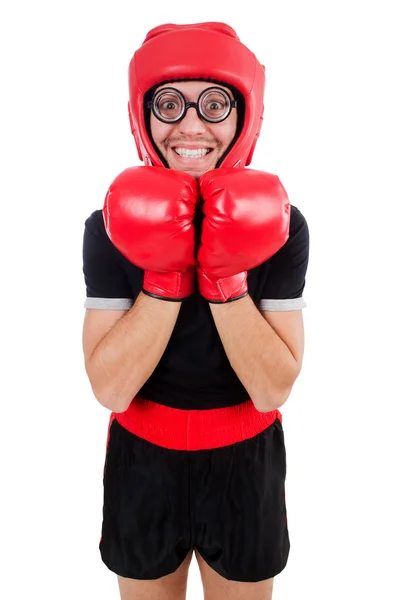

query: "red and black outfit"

left=82, top=204, right=309, bottom=581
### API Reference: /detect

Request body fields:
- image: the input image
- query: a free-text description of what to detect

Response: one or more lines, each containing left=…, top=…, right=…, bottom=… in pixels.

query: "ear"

left=128, top=101, right=143, bottom=162
left=245, top=136, right=258, bottom=166
left=246, top=103, right=264, bottom=166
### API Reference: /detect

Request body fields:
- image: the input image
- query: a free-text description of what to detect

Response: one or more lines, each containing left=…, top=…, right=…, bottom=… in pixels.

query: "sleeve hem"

left=259, top=298, right=306, bottom=311
left=84, top=297, right=133, bottom=310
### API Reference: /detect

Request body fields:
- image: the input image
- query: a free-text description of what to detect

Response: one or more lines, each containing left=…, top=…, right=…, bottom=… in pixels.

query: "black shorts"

left=99, top=416, right=290, bottom=582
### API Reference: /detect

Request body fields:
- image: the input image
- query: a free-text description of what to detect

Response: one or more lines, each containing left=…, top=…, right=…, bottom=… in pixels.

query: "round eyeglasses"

left=148, top=86, right=237, bottom=124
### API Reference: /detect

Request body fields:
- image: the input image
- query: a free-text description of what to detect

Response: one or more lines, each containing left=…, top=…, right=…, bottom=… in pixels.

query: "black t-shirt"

left=83, top=205, right=309, bottom=410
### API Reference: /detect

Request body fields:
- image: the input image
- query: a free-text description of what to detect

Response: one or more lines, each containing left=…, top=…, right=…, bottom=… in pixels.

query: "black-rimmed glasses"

left=148, top=86, right=237, bottom=124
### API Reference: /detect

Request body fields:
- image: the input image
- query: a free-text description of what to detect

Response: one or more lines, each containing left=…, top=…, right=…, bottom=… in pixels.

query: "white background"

left=1, top=0, right=396, bottom=598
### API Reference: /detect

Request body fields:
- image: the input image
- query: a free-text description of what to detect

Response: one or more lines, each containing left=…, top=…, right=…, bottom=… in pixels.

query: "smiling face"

left=149, top=80, right=238, bottom=178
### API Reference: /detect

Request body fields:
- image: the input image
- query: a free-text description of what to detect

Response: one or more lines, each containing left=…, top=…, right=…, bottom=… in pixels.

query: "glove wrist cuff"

left=143, top=268, right=195, bottom=301
left=197, top=269, right=248, bottom=303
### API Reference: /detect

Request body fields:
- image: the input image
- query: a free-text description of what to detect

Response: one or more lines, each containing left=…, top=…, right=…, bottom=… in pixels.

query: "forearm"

left=210, top=295, right=300, bottom=412
left=86, top=292, right=182, bottom=412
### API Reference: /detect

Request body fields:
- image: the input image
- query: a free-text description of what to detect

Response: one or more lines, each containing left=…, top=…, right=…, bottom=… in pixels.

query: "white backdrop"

left=1, top=1, right=396, bottom=599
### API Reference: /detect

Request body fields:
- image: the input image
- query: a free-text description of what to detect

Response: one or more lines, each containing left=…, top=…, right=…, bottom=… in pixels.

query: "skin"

left=149, top=80, right=238, bottom=178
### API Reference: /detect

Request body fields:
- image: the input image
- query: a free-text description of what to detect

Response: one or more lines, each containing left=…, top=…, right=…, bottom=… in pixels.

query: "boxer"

left=83, top=22, right=309, bottom=600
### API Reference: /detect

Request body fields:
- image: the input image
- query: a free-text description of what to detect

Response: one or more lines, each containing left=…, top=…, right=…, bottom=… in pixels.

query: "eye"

left=200, top=89, right=230, bottom=120
left=161, top=100, right=178, bottom=111
left=154, top=91, right=184, bottom=119
left=207, top=101, right=224, bottom=111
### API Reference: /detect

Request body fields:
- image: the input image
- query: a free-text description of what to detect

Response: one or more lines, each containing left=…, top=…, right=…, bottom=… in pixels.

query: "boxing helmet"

left=128, top=22, right=265, bottom=168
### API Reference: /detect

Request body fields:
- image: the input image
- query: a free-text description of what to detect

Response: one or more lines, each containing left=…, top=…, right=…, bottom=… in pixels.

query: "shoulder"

left=276, top=204, right=310, bottom=258
left=84, top=209, right=106, bottom=237
left=83, top=208, right=127, bottom=270
left=258, top=203, right=310, bottom=296
left=83, top=209, right=121, bottom=257
left=289, top=205, right=309, bottom=237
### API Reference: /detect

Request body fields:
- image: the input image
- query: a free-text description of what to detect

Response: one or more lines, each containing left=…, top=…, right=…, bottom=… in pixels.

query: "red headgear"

left=128, top=22, right=265, bottom=168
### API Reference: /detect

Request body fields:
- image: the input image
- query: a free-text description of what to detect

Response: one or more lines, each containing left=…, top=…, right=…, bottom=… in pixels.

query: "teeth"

left=174, top=148, right=210, bottom=158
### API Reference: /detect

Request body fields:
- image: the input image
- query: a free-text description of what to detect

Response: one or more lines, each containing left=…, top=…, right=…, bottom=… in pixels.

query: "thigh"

left=100, top=419, right=192, bottom=580
left=195, top=549, right=273, bottom=600
left=117, top=548, right=194, bottom=600
left=192, top=418, right=289, bottom=584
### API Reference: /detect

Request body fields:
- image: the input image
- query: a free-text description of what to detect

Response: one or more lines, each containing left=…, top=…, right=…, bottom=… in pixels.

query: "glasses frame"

left=147, top=86, right=237, bottom=124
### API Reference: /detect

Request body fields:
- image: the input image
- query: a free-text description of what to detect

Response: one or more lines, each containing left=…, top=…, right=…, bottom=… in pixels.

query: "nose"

left=177, top=105, right=207, bottom=136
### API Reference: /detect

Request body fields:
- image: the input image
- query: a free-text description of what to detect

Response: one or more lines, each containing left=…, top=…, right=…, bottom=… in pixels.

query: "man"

left=82, top=22, right=309, bottom=600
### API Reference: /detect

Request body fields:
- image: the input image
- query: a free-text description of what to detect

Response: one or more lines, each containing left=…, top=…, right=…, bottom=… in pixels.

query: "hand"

left=197, top=168, right=290, bottom=302
left=103, top=166, right=200, bottom=301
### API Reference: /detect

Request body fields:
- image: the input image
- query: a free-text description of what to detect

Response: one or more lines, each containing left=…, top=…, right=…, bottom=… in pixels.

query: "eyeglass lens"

left=152, top=87, right=232, bottom=123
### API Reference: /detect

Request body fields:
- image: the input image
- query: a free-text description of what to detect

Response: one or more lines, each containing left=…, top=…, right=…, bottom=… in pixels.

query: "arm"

left=209, top=204, right=309, bottom=412
left=82, top=166, right=199, bottom=413
left=83, top=294, right=181, bottom=413
left=196, top=167, right=310, bottom=412
left=209, top=298, right=304, bottom=412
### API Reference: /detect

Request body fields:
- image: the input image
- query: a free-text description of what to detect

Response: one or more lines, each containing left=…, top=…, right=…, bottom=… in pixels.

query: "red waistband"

left=108, top=396, right=281, bottom=451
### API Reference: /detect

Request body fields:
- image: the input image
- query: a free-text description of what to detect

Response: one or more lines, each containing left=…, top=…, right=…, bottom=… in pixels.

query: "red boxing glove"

left=103, top=167, right=199, bottom=301
left=197, top=168, right=291, bottom=303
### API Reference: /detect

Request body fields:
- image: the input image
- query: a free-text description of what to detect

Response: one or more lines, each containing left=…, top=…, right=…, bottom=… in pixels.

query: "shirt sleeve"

left=82, top=210, right=137, bottom=310
left=259, top=205, right=310, bottom=312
